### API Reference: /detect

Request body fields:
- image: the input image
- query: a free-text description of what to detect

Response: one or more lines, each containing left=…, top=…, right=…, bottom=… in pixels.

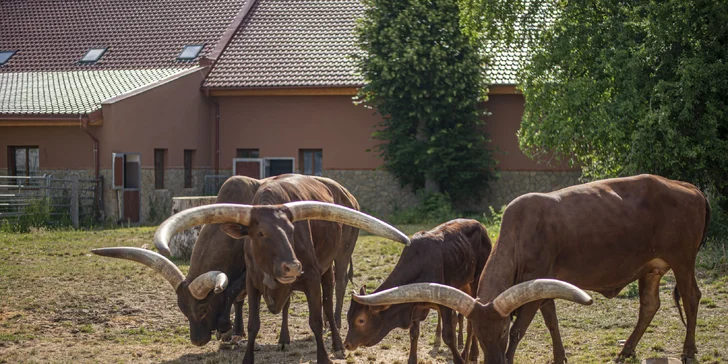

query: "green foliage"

left=513, top=1, right=728, bottom=202
left=1, top=198, right=51, bottom=233
left=354, top=0, right=497, bottom=202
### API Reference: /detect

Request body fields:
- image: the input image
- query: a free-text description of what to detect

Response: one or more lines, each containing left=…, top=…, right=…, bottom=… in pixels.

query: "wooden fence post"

left=70, top=175, right=79, bottom=229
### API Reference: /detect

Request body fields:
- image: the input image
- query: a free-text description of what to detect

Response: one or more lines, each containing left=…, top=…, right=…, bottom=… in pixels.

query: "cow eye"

left=257, top=232, right=264, bottom=238
left=356, top=318, right=365, bottom=326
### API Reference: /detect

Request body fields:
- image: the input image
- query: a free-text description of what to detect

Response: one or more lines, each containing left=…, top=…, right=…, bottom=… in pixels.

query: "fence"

left=0, top=174, right=103, bottom=229
left=204, top=174, right=231, bottom=196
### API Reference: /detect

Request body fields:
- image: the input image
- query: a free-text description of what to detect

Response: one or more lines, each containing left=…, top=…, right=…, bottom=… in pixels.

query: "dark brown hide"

left=239, top=174, right=349, bottom=364
left=473, top=174, right=710, bottom=363
left=345, top=219, right=491, bottom=364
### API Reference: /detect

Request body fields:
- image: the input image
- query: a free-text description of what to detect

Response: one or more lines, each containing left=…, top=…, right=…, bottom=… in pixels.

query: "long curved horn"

left=352, top=283, right=476, bottom=316
left=492, top=279, right=593, bottom=317
left=91, top=247, right=184, bottom=291
left=154, top=204, right=253, bottom=256
left=284, top=201, right=410, bottom=246
left=189, top=271, right=229, bottom=300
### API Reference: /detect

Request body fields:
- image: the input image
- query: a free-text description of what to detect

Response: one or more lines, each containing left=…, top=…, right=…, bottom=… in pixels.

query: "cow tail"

left=699, top=193, right=711, bottom=250
left=673, top=286, right=687, bottom=327
left=347, top=260, right=355, bottom=285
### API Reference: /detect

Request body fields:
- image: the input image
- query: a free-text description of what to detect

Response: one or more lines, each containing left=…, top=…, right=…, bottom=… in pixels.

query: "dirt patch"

left=1, top=227, right=727, bottom=363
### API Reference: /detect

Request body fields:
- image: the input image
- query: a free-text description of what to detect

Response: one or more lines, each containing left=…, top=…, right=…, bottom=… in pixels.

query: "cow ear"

left=221, top=223, right=249, bottom=239
left=358, top=285, right=367, bottom=295
left=370, top=305, right=391, bottom=315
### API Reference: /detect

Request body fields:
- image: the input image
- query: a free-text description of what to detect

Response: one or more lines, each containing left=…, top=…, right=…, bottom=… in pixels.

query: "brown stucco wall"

left=483, top=94, right=576, bottom=171
left=0, top=126, right=95, bottom=171
left=217, top=95, right=382, bottom=170
left=93, top=68, right=214, bottom=169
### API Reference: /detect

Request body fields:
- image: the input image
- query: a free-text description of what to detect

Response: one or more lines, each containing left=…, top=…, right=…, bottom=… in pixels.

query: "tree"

left=354, top=0, right=496, bottom=202
left=515, top=0, right=728, bottom=200
left=460, top=0, right=728, bottom=201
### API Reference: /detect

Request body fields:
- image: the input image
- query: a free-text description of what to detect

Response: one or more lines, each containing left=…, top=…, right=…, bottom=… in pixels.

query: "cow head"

left=152, top=201, right=411, bottom=287
left=352, top=280, right=593, bottom=364
left=344, top=286, right=419, bottom=350
left=91, top=247, right=234, bottom=346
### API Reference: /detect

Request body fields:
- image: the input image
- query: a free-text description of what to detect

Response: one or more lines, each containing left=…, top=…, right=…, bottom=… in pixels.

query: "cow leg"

left=304, top=276, right=333, bottom=364
left=322, top=268, right=344, bottom=358
left=434, top=313, right=442, bottom=348
left=540, top=300, right=566, bottom=364
left=243, top=286, right=261, bottom=364
left=672, top=265, right=701, bottom=361
left=505, top=300, right=540, bottom=364
left=333, top=255, right=350, bottom=329
left=234, top=300, right=245, bottom=338
left=408, top=319, right=421, bottom=364
left=278, top=297, right=291, bottom=349
left=457, top=313, right=464, bottom=349
left=461, top=319, right=479, bottom=363
left=441, top=307, right=465, bottom=364
left=618, top=273, right=662, bottom=360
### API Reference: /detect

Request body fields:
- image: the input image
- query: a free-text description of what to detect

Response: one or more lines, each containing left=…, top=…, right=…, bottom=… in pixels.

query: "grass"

left=0, top=224, right=727, bottom=363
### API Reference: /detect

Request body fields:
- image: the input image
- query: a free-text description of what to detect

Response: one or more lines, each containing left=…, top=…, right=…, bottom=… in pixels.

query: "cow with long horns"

left=143, top=174, right=409, bottom=364
left=93, top=175, right=364, bottom=348
left=354, top=174, right=709, bottom=363
left=345, top=219, right=491, bottom=364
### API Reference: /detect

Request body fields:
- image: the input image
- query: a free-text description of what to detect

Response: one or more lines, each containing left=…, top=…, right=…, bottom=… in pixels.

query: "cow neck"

left=477, top=234, right=518, bottom=303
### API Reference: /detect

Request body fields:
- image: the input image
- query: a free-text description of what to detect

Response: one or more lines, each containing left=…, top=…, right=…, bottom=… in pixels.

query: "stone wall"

left=323, top=169, right=583, bottom=217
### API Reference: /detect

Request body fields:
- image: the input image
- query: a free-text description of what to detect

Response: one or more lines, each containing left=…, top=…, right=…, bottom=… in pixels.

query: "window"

left=154, top=149, right=166, bottom=189
left=80, top=47, right=107, bottom=63
left=265, top=158, right=294, bottom=177
left=178, top=44, right=205, bottom=60
left=236, top=148, right=259, bottom=158
left=0, top=50, right=16, bottom=65
left=8, top=146, right=39, bottom=176
left=299, top=149, right=323, bottom=176
left=184, top=149, right=195, bottom=188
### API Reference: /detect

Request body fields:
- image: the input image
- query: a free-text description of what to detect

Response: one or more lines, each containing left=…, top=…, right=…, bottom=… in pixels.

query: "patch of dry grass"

left=0, top=224, right=726, bottom=363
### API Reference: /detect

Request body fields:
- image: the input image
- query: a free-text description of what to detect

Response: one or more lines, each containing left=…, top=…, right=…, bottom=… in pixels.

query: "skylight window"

left=178, top=44, right=204, bottom=60
left=0, top=50, right=16, bottom=65
left=80, top=48, right=107, bottom=63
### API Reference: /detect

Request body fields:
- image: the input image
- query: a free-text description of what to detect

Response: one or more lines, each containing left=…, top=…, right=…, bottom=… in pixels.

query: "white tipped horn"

left=353, top=283, right=476, bottom=316
left=189, top=271, right=229, bottom=300
left=284, top=201, right=410, bottom=246
left=91, top=247, right=185, bottom=291
left=492, top=279, right=593, bottom=317
left=154, top=204, right=253, bottom=256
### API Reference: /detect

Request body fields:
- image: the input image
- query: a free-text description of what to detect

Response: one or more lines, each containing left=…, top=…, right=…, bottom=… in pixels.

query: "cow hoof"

left=279, top=343, right=288, bottom=352
left=334, top=350, right=345, bottom=359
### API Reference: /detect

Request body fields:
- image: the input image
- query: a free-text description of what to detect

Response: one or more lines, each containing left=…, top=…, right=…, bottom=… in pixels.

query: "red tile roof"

left=203, top=0, right=365, bottom=88
left=0, top=0, right=246, bottom=72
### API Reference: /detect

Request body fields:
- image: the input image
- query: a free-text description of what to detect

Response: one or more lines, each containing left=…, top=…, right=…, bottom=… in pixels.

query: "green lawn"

left=0, top=225, right=726, bottom=363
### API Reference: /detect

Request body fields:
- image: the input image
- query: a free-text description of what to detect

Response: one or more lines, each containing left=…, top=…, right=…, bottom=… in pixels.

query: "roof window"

left=178, top=44, right=204, bottom=60
left=0, top=50, right=16, bottom=65
left=80, top=48, right=107, bottom=63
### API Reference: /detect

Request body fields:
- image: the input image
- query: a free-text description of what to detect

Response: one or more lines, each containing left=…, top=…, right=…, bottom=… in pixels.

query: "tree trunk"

left=417, top=119, right=440, bottom=194
left=169, top=196, right=217, bottom=260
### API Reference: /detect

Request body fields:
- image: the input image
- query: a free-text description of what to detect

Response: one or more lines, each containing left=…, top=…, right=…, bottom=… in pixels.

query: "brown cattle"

left=154, top=174, right=410, bottom=364
left=353, top=174, right=709, bottom=363
left=93, top=175, right=363, bottom=347
left=345, top=219, right=491, bottom=364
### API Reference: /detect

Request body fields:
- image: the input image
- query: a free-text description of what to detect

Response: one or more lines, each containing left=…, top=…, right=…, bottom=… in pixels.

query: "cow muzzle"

left=277, top=260, right=302, bottom=283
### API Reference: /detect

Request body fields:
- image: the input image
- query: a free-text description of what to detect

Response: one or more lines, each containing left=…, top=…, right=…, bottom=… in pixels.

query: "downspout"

left=214, top=100, right=220, bottom=175
left=81, top=117, right=100, bottom=180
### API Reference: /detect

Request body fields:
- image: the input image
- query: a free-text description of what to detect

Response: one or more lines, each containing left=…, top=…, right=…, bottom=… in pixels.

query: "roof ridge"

left=202, top=0, right=259, bottom=68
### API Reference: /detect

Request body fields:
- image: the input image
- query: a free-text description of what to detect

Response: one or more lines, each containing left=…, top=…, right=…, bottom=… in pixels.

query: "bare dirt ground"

left=1, top=225, right=727, bottom=364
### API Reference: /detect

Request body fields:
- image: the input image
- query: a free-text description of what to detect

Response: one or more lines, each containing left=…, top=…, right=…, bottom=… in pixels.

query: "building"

left=1, top=0, right=579, bottom=223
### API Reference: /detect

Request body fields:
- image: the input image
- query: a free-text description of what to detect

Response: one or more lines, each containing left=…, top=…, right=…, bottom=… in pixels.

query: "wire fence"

left=0, top=174, right=103, bottom=229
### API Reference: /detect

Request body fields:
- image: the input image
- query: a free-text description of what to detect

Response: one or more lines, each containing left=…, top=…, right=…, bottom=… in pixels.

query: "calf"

left=345, top=219, right=491, bottom=364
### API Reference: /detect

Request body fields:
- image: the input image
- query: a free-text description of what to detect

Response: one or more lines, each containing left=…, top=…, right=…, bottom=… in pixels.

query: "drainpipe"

left=214, top=100, right=220, bottom=175
left=81, top=117, right=100, bottom=180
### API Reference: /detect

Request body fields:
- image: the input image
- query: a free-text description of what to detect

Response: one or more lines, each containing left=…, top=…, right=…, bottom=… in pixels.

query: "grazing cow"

left=344, top=219, right=491, bottom=364
left=153, top=174, right=410, bottom=364
left=353, top=174, right=709, bottom=364
left=91, top=174, right=363, bottom=349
